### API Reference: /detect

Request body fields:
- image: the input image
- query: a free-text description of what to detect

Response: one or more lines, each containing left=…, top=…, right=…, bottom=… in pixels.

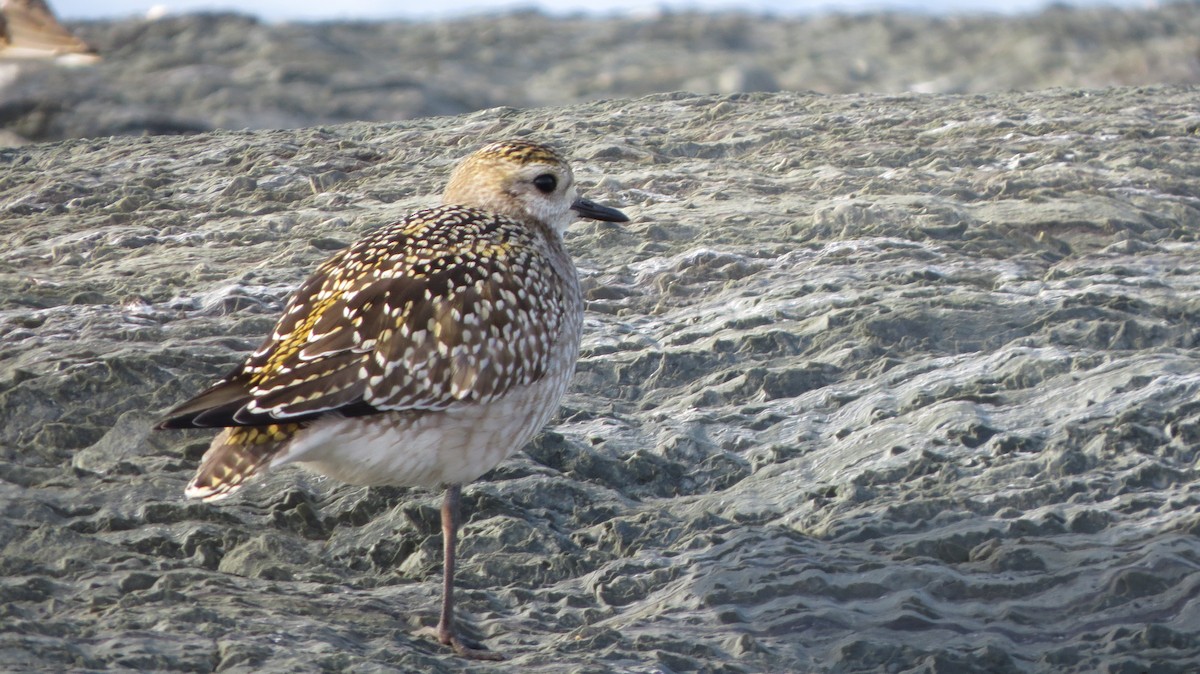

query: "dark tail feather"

left=157, top=380, right=253, bottom=430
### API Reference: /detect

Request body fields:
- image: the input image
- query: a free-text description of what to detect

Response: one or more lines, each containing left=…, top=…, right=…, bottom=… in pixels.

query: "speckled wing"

left=159, top=205, right=568, bottom=429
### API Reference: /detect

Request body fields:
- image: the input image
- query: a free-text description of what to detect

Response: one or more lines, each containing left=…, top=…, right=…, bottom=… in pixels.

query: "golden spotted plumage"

left=157, top=139, right=628, bottom=500
left=232, top=205, right=569, bottom=420
left=186, top=424, right=303, bottom=499
left=156, top=139, right=628, bottom=659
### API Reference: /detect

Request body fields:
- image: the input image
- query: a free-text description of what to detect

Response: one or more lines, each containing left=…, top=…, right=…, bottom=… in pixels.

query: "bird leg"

left=436, top=483, right=504, bottom=660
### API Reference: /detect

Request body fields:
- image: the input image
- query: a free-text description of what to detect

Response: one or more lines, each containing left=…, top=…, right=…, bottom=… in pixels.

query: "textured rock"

left=2, top=86, right=1200, bottom=672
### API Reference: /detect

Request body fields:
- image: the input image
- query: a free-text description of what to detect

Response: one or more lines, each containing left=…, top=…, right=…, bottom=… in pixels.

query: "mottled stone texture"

left=2, top=86, right=1200, bottom=672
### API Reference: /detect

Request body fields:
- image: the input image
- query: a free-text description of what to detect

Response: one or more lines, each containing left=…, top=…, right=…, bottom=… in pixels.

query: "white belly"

left=271, top=369, right=570, bottom=488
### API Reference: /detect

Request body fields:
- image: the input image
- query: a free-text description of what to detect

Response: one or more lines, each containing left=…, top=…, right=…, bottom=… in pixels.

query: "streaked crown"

left=443, top=140, right=580, bottom=234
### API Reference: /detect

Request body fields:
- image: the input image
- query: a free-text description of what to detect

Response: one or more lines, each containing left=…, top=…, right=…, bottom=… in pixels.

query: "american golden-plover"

left=157, top=139, right=628, bottom=659
left=0, top=0, right=99, bottom=63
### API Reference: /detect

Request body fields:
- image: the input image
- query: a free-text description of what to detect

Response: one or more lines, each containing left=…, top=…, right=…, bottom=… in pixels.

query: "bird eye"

left=532, top=173, right=557, bottom=194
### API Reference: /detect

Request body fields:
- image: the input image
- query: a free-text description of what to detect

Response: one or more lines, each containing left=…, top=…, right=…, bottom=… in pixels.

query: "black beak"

left=571, top=197, right=629, bottom=223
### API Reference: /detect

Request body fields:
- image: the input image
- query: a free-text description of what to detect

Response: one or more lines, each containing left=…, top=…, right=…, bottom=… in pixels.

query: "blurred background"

left=2, top=0, right=1197, bottom=144
left=48, top=1, right=1173, bottom=22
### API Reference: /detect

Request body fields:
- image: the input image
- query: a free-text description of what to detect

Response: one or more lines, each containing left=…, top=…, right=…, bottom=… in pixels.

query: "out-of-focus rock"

left=3, top=4, right=1200, bottom=142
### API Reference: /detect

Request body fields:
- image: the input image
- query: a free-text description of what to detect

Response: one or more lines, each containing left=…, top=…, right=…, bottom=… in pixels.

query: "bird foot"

left=445, top=633, right=505, bottom=661
left=416, top=625, right=505, bottom=661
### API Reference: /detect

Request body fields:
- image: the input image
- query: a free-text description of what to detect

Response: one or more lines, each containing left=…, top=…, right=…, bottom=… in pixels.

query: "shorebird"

left=157, top=139, right=628, bottom=659
left=0, top=0, right=99, bottom=63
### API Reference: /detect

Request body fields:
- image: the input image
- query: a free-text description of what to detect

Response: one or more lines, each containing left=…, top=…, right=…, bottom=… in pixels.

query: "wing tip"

left=155, top=380, right=254, bottom=430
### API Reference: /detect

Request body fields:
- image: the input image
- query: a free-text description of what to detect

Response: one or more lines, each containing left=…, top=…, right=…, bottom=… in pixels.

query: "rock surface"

left=2, top=3, right=1200, bottom=143
left=3, top=84, right=1200, bottom=671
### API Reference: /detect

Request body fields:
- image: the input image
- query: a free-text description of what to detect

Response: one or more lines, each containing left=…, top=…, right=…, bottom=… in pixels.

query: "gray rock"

left=3, top=4, right=1200, bottom=143
left=2, top=86, right=1200, bottom=672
